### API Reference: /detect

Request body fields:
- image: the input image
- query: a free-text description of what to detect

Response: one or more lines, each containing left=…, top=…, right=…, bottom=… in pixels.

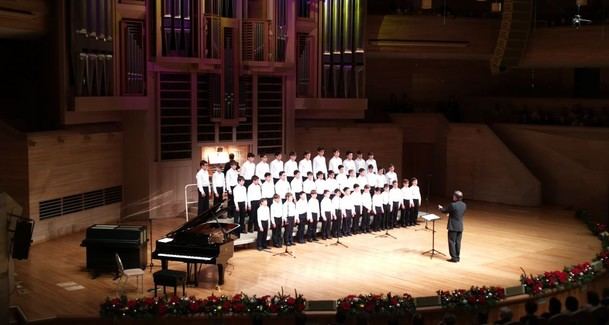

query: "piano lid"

left=165, top=201, right=230, bottom=238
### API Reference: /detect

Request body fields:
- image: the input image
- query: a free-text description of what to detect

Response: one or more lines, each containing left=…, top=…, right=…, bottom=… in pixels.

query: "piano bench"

left=153, top=270, right=187, bottom=297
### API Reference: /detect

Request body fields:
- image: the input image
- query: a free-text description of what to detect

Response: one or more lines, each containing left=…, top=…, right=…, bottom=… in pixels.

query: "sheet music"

left=422, top=214, right=440, bottom=221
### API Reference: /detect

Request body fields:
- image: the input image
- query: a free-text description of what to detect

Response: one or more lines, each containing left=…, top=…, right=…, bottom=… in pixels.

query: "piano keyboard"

left=156, top=253, right=213, bottom=261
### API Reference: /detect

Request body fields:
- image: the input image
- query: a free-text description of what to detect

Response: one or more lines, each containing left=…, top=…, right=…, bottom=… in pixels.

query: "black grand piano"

left=152, top=202, right=239, bottom=286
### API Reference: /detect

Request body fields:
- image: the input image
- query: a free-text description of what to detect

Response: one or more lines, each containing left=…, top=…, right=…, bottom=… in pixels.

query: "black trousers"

left=448, top=231, right=463, bottom=261
left=374, top=207, right=383, bottom=230
left=213, top=187, right=224, bottom=206
left=235, top=202, right=246, bottom=235
left=391, top=202, right=400, bottom=228
left=197, top=187, right=210, bottom=216
left=297, top=213, right=307, bottom=243
left=361, top=207, right=371, bottom=232
left=411, top=199, right=420, bottom=225
left=284, top=216, right=295, bottom=244
left=332, top=210, right=342, bottom=237
left=342, top=210, right=353, bottom=235
left=352, top=206, right=361, bottom=234
left=402, top=200, right=411, bottom=226
left=383, top=204, right=390, bottom=229
left=307, top=213, right=318, bottom=240
left=321, top=212, right=332, bottom=239
left=248, top=200, right=260, bottom=232
left=257, top=221, right=269, bottom=249
left=272, top=217, right=283, bottom=247
left=228, top=185, right=236, bottom=218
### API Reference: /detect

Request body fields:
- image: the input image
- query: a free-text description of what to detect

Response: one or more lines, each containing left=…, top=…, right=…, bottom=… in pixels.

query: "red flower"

left=390, top=297, right=399, bottom=305
left=364, top=302, right=375, bottom=313
left=296, top=303, right=305, bottom=312
left=157, top=304, right=168, bottom=316
left=286, top=297, right=296, bottom=305
left=233, top=303, right=245, bottom=313
left=144, top=298, right=155, bottom=306
left=207, top=295, right=218, bottom=303
left=188, top=302, right=200, bottom=313
left=222, top=301, right=231, bottom=311
left=270, top=304, right=279, bottom=313
left=340, top=301, right=351, bottom=311
left=110, top=298, right=121, bottom=306
left=232, top=294, right=243, bottom=302
left=127, top=300, right=137, bottom=309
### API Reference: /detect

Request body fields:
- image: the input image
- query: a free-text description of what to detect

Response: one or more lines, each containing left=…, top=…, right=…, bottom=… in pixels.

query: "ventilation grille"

left=237, top=75, right=253, bottom=140
left=159, top=73, right=192, bottom=160
left=39, top=186, right=123, bottom=220
left=197, top=74, right=218, bottom=142
left=257, top=76, right=283, bottom=154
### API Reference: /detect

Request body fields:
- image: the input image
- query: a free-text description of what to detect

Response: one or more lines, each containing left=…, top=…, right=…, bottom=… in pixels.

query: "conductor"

left=438, top=190, right=466, bottom=263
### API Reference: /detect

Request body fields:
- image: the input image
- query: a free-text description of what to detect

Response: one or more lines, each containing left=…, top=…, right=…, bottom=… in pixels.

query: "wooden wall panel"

left=27, top=130, right=123, bottom=242
left=0, top=125, right=28, bottom=213
left=494, top=124, right=609, bottom=218
left=446, top=124, right=541, bottom=206
left=294, top=124, right=403, bottom=178
left=150, top=161, right=194, bottom=219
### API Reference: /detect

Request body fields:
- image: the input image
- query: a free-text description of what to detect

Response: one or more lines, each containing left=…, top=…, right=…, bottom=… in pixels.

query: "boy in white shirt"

left=247, top=176, right=262, bottom=232
left=389, top=180, right=404, bottom=229
left=366, top=165, right=377, bottom=192
left=270, top=152, right=284, bottom=184
left=372, top=187, right=384, bottom=231
left=314, top=171, right=326, bottom=198
left=328, top=149, right=342, bottom=174
left=347, top=169, right=357, bottom=190
left=336, top=165, right=348, bottom=190
left=386, top=164, right=398, bottom=185
left=225, top=162, right=239, bottom=220
left=270, top=194, right=284, bottom=248
left=282, top=193, right=297, bottom=246
left=261, top=172, right=275, bottom=206
left=302, top=172, right=316, bottom=200
left=401, top=178, right=413, bottom=227
left=255, top=154, right=270, bottom=180
left=331, top=189, right=342, bottom=238
left=196, top=160, right=211, bottom=214
left=312, top=147, right=328, bottom=179
left=241, top=153, right=257, bottom=187
left=343, top=151, right=356, bottom=174
left=351, top=184, right=362, bottom=234
left=325, top=171, right=339, bottom=195
left=212, top=165, right=225, bottom=206
left=306, top=191, right=320, bottom=242
left=361, top=185, right=372, bottom=233
left=290, top=170, right=303, bottom=194
left=382, top=184, right=391, bottom=230
left=284, top=152, right=298, bottom=183
left=376, top=168, right=387, bottom=189
left=233, top=176, right=248, bottom=235
left=341, top=187, right=354, bottom=236
left=256, top=199, right=270, bottom=250
left=410, top=177, right=421, bottom=226
left=320, top=190, right=333, bottom=240
left=355, top=151, right=367, bottom=173
left=357, top=168, right=368, bottom=190
left=295, top=192, right=309, bottom=244
left=298, top=151, right=313, bottom=181
left=366, top=152, right=378, bottom=174
left=274, top=171, right=291, bottom=202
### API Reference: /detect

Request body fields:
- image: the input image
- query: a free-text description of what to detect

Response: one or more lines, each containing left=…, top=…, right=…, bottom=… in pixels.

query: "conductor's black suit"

left=440, top=200, right=466, bottom=262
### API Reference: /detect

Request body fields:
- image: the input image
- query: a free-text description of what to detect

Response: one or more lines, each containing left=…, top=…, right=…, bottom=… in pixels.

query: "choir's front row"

left=231, top=174, right=422, bottom=251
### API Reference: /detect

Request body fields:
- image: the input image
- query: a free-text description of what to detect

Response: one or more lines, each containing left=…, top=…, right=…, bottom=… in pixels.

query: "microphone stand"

left=273, top=221, right=295, bottom=258
left=329, top=217, right=348, bottom=248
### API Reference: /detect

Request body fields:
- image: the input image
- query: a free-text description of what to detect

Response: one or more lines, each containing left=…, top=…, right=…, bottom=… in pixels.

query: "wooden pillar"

left=0, top=193, right=23, bottom=324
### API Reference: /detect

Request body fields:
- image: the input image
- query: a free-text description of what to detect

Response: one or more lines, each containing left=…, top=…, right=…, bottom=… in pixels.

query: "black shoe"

left=313, top=238, right=319, bottom=241
left=299, top=240, right=305, bottom=244
left=257, top=247, right=262, bottom=251
left=447, top=258, right=458, bottom=263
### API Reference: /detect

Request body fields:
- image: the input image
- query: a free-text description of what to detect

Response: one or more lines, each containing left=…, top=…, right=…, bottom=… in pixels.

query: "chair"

left=153, top=270, right=187, bottom=297
left=115, top=253, right=144, bottom=295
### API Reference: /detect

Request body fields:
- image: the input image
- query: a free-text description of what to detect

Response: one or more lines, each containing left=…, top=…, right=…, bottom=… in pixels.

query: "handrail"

left=184, top=183, right=198, bottom=222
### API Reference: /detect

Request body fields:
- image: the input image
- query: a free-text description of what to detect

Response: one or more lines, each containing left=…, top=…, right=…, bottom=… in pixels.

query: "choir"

left=195, top=148, right=422, bottom=251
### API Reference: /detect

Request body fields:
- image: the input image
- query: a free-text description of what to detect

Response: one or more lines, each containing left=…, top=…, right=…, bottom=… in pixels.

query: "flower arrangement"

left=596, top=249, right=609, bottom=268
left=437, top=286, right=505, bottom=310
left=520, top=270, right=568, bottom=295
left=565, top=262, right=595, bottom=284
left=336, top=293, right=416, bottom=316
left=100, top=290, right=306, bottom=319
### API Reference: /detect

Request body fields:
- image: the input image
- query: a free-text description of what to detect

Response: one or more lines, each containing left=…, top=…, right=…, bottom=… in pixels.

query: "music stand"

left=415, top=211, right=432, bottom=232
left=421, top=214, right=446, bottom=259
left=329, top=220, right=348, bottom=248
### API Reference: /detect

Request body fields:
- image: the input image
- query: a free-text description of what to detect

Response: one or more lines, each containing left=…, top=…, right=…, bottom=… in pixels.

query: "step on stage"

left=11, top=201, right=599, bottom=320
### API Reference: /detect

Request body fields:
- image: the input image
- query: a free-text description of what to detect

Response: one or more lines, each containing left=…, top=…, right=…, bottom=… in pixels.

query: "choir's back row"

left=195, top=148, right=422, bottom=250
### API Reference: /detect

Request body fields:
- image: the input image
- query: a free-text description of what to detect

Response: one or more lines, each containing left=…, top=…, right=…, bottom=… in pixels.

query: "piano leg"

left=161, top=259, right=168, bottom=270
left=217, top=264, right=225, bottom=285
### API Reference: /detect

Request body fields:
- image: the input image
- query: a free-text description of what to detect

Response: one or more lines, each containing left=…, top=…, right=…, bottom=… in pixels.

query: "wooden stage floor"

left=10, top=200, right=601, bottom=320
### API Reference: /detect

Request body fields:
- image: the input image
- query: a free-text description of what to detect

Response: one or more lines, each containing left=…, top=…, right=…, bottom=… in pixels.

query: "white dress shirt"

left=340, top=195, right=355, bottom=215
left=386, top=171, right=398, bottom=185
left=320, top=197, right=333, bottom=217
left=233, top=184, right=247, bottom=209
left=196, top=169, right=210, bottom=195
left=307, top=198, right=320, bottom=217
left=373, top=194, right=384, bottom=210
left=366, top=173, right=377, bottom=187
left=270, top=159, right=284, bottom=179
left=225, top=168, right=239, bottom=190
left=325, top=178, right=339, bottom=193
left=261, top=180, right=275, bottom=198
left=284, top=159, right=298, bottom=177
left=366, top=159, right=378, bottom=173
left=303, top=179, right=316, bottom=194
left=274, top=179, right=291, bottom=199
left=355, top=158, right=367, bottom=173
left=332, top=196, right=341, bottom=211
left=212, top=171, right=225, bottom=195
left=298, top=158, right=313, bottom=177
left=313, top=155, right=327, bottom=177
left=401, top=186, right=412, bottom=202
left=240, top=161, right=256, bottom=180
left=346, top=176, right=357, bottom=190
left=351, top=190, right=362, bottom=207
left=357, top=175, right=368, bottom=189
left=255, top=162, right=270, bottom=180
left=314, top=179, right=326, bottom=194
left=290, top=177, right=303, bottom=194
left=410, top=185, right=422, bottom=201
left=296, top=199, right=308, bottom=216
left=328, top=156, right=343, bottom=174
left=343, top=159, right=356, bottom=174
left=270, top=202, right=284, bottom=225
left=361, top=192, right=372, bottom=211
left=336, top=173, right=348, bottom=190
left=257, top=205, right=270, bottom=229
left=382, top=190, right=390, bottom=206
left=283, top=201, right=296, bottom=218
left=390, top=187, right=403, bottom=203
left=247, top=183, right=262, bottom=205
left=376, top=174, right=387, bottom=188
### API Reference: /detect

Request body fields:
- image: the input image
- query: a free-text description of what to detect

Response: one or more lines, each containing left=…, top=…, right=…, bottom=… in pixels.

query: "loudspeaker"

left=12, top=220, right=34, bottom=260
